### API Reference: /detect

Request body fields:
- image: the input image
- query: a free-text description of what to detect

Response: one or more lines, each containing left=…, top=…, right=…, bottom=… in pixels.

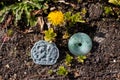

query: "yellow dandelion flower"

left=48, top=10, right=64, bottom=26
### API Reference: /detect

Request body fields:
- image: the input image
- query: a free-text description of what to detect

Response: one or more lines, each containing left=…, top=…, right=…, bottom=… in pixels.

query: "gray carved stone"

left=31, top=40, right=59, bottom=65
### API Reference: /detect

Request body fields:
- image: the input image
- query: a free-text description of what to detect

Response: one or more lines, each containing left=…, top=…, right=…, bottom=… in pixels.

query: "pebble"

left=89, top=3, right=103, bottom=20
left=5, top=64, right=10, bottom=68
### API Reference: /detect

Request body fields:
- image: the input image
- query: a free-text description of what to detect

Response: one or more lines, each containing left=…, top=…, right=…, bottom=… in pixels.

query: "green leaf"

left=24, top=6, right=31, bottom=26
left=14, top=6, right=23, bottom=25
left=48, top=70, right=53, bottom=75
left=57, top=66, right=68, bottom=76
left=77, top=55, right=87, bottom=63
left=7, top=29, right=14, bottom=37
left=64, top=11, right=85, bottom=26
left=0, top=11, right=9, bottom=23
left=64, top=11, right=72, bottom=21
left=80, top=8, right=87, bottom=15
left=65, top=53, right=73, bottom=66
left=29, top=17, right=37, bottom=26
left=44, top=28, right=57, bottom=42
left=108, top=0, right=120, bottom=6
left=0, top=6, right=10, bottom=23
left=104, top=6, right=114, bottom=15
left=0, top=0, right=48, bottom=26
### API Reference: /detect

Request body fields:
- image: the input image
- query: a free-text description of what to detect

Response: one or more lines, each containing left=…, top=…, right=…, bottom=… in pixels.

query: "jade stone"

left=31, top=40, right=59, bottom=65
left=68, top=32, right=92, bottom=56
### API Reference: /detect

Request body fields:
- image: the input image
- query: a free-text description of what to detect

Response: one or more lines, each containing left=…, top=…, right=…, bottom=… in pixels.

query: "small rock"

left=24, top=72, right=27, bottom=75
left=5, top=64, right=10, bottom=68
left=113, top=59, right=116, bottom=63
left=89, top=3, right=103, bottom=20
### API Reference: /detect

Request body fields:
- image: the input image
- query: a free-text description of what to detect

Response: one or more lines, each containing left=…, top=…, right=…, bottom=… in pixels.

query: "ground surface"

left=0, top=0, right=120, bottom=80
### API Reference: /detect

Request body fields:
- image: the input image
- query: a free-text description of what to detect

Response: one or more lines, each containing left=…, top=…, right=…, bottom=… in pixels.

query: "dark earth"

left=0, top=0, right=120, bottom=80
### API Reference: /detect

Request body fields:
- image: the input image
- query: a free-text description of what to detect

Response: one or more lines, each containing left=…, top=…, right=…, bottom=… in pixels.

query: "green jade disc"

left=68, top=32, right=92, bottom=56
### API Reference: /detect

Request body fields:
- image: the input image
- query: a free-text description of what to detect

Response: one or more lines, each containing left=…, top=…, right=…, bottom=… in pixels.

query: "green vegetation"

left=64, top=11, right=85, bottom=26
left=6, top=29, right=14, bottom=37
left=103, top=6, right=120, bottom=20
left=104, top=6, right=114, bottom=15
left=57, top=66, right=68, bottom=76
left=108, top=0, right=120, bottom=6
left=48, top=70, right=53, bottom=75
left=80, top=8, right=87, bottom=16
left=65, top=53, right=73, bottom=66
left=77, top=55, right=87, bottom=63
left=0, top=0, right=48, bottom=26
left=44, top=28, right=57, bottom=42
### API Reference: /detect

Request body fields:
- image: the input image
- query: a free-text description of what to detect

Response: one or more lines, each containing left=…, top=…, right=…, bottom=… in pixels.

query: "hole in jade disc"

left=78, top=43, right=82, bottom=46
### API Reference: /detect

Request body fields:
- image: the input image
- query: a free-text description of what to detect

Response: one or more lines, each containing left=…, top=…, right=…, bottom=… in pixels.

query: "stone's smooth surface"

left=68, top=32, right=92, bottom=56
left=31, top=40, right=59, bottom=65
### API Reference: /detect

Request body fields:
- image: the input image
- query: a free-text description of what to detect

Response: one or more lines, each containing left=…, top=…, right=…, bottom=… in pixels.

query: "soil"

left=0, top=0, right=120, bottom=80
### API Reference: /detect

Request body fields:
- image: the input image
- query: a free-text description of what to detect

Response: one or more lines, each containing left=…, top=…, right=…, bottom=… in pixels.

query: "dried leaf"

left=37, top=16, right=44, bottom=32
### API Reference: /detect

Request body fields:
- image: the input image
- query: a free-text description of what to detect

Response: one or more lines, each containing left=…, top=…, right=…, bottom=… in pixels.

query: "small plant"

left=65, top=53, right=73, bottom=66
left=48, top=10, right=64, bottom=26
left=104, top=6, right=114, bottom=15
left=64, top=11, right=85, bottom=27
left=44, top=28, right=57, bottom=42
left=108, top=0, right=120, bottom=6
left=0, top=0, right=48, bottom=26
left=64, top=11, right=85, bottom=26
left=80, top=8, right=87, bottom=16
left=77, top=55, right=87, bottom=63
left=62, top=31, right=70, bottom=39
left=48, top=70, right=53, bottom=75
left=57, top=66, right=68, bottom=76
left=6, top=29, right=14, bottom=37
